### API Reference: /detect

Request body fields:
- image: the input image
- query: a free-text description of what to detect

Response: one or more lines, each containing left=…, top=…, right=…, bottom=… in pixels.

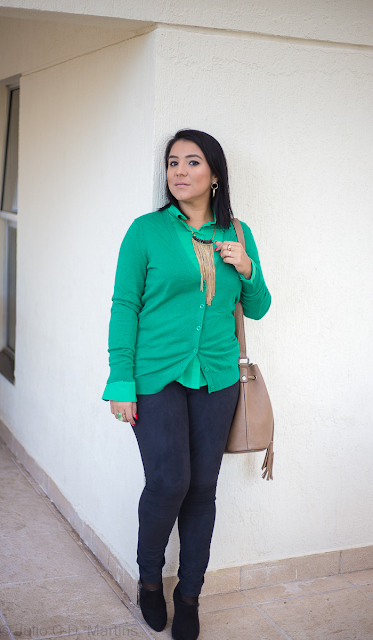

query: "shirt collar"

left=167, top=203, right=217, bottom=228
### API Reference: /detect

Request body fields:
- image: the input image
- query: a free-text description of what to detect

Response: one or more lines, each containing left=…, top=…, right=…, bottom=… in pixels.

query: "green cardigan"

left=102, top=204, right=271, bottom=402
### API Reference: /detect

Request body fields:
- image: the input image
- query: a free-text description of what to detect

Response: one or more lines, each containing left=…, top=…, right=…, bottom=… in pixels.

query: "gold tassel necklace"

left=184, top=219, right=217, bottom=305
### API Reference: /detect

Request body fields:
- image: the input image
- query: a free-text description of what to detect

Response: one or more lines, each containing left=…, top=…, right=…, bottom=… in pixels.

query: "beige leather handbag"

left=224, top=219, right=274, bottom=481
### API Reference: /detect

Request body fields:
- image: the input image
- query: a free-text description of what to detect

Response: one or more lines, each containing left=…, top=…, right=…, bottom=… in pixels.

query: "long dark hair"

left=159, top=129, right=234, bottom=228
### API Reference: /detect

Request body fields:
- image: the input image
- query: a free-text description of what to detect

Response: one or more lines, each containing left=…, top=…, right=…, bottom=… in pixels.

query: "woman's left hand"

left=214, top=240, right=252, bottom=280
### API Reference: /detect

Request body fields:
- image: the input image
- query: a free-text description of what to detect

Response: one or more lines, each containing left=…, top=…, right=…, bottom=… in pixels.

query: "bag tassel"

left=261, top=440, right=274, bottom=481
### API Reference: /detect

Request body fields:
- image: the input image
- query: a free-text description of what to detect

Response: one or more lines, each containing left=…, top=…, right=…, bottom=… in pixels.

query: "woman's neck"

left=177, top=200, right=214, bottom=230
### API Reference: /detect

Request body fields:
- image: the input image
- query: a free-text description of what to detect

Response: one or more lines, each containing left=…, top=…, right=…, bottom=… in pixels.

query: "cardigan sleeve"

left=102, top=218, right=147, bottom=402
left=238, top=221, right=271, bottom=320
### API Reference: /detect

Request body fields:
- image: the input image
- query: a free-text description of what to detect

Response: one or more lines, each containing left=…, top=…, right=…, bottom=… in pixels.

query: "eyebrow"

left=168, top=154, right=203, bottom=159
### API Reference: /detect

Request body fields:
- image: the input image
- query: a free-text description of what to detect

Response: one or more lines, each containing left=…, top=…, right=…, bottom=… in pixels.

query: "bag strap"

left=232, top=218, right=275, bottom=481
left=232, top=218, right=249, bottom=365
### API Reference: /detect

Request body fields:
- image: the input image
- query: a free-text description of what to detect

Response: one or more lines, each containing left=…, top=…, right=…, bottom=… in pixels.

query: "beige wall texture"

left=0, top=21, right=157, bottom=580
left=0, top=15, right=152, bottom=79
left=0, top=5, right=372, bottom=585
left=151, top=25, right=373, bottom=573
left=1, top=0, right=373, bottom=45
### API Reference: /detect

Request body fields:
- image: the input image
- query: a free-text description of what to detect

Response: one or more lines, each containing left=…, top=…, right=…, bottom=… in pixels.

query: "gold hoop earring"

left=211, top=182, right=219, bottom=198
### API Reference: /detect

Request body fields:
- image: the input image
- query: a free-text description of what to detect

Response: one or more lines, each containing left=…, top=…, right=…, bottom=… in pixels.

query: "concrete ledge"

left=1, top=419, right=372, bottom=605
left=240, top=551, right=341, bottom=591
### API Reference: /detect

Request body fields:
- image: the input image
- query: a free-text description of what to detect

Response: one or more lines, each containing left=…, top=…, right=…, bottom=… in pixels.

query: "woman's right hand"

left=110, top=401, right=137, bottom=426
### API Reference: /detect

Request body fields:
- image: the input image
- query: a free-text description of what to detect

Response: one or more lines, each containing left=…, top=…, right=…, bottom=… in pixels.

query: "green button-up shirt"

left=169, top=204, right=249, bottom=389
left=102, top=204, right=270, bottom=402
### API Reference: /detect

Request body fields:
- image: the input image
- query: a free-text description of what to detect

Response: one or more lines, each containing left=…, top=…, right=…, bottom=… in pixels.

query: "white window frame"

left=0, top=81, right=19, bottom=381
left=1, top=212, right=17, bottom=351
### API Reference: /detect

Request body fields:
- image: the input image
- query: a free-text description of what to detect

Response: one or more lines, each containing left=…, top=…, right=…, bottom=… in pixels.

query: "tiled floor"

left=1, top=440, right=373, bottom=640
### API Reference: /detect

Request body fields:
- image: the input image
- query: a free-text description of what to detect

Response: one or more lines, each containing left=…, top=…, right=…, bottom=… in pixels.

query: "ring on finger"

left=116, top=412, right=125, bottom=421
left=227, top=244, right=231, bottom=251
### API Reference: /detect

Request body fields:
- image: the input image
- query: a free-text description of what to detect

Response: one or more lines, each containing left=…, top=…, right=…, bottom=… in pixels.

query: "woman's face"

left=167, top=139, right=217, bottom=207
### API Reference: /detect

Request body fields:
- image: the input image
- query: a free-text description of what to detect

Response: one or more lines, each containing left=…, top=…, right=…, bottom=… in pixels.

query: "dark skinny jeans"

left=131, top=379, right=240, bottom=597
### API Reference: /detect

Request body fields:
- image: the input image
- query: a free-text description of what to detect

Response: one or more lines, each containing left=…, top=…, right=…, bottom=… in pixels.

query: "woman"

left=102, top=129, right=271, bottom=640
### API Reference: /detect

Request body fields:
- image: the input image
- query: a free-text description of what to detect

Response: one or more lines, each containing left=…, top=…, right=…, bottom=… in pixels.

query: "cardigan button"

left=204, top=367, right=209, bottom=372
left=200, top=304, right=204, bottom=309
left=196, top=326, right=201, bottom=331
left=193, top=348, right=198, bottom=354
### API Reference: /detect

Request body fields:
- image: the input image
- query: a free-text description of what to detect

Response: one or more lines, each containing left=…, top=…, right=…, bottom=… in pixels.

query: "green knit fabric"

left=102, top=204, right=270, bottom=402
left=170, top=205, right=219, bottom=389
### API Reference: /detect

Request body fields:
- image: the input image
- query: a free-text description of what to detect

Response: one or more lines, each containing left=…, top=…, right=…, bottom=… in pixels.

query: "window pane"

left=2, top=88, right=19, bottom=213
left=7, top=225, right=17, bottom=352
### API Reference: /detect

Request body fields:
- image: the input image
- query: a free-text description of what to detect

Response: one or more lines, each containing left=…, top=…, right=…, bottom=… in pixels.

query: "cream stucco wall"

left=0, top=16, right=153, bottom=80
left=0, top=6, right=372, bottom=585
left=151, top=25, right=373, bottom=572
left=1, top=0, right=373, bottom=46
left=0, top=25, right=157, bottom=580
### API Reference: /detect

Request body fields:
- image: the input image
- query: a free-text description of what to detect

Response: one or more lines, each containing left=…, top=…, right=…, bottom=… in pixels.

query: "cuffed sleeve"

left=102, top=380, right=137, bottom=402
left=239, top=222, right=271, bottom=320
left=103, top=218, right=147, bottom=400
left=238, top=259, right=257, bottom=285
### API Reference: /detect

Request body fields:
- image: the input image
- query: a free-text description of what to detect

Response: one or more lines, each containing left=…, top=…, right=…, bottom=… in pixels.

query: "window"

left=0, top=85, right=19, bottom=383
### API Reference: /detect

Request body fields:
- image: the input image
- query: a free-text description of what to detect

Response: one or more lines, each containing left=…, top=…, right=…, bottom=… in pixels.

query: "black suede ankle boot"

left=171, top=583, right=200, bottom=640
left=139, top=580, right=167, bottom=632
